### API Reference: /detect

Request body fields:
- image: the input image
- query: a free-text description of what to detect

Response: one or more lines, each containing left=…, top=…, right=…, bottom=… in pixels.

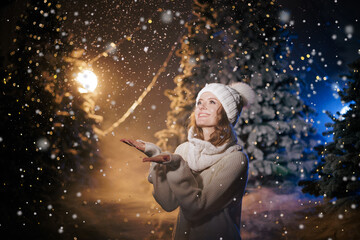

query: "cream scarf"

left=185, top=127, right=241, bottom=172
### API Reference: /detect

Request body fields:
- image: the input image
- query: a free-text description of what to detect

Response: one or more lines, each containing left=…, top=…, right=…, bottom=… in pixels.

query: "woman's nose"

left=199, top=103, right=207, bottom=110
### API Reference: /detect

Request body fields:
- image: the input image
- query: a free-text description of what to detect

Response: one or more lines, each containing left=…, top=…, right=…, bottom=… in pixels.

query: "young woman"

left=121, top=82, right=255, bottom=240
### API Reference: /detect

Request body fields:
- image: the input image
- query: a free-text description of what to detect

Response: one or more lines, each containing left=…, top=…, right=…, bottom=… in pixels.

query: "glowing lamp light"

left=76, top=70, right=98, bottom=93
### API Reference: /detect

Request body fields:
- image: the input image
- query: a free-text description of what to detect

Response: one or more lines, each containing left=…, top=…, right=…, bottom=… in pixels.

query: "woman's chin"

left=195, top=121, right=206, bottom=127
left=195, top=122, right=215, bottom=128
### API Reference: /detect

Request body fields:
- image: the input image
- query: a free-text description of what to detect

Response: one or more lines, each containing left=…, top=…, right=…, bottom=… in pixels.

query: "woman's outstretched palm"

left=120, top=139, right=145, bottom=153
left=143, top=155, right=170, bottom=163
left=121, top=139, right=170, bottom=163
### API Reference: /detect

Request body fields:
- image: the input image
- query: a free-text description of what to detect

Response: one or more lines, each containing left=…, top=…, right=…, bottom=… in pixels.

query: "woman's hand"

left=143, top=154, right=170, bottom=163
left=120, top=139, right=145, bottom=153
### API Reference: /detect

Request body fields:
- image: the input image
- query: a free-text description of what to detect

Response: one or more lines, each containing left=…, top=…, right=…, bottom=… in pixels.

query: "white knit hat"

left=195, top=82, right=256, bottom=125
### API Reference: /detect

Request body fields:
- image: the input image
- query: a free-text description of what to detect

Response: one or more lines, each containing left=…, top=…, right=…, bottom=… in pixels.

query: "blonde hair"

left=188, top=105, right=233, bottom=147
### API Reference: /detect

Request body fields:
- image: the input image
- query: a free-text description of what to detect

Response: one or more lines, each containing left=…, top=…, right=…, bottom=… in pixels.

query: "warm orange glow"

left=75, top=70, right=98, bottom=93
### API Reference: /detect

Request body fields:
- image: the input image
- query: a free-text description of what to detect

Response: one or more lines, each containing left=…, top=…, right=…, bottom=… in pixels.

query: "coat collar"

left=185, top=127, right=241, bottom=171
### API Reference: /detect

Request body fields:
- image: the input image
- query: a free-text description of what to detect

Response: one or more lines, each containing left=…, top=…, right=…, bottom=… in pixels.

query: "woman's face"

left=195, top=92, right=221, bottom=128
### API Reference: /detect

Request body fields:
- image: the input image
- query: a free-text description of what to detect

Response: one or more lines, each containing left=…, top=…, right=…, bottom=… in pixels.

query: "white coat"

left=143, top=129, right=248, bottom=240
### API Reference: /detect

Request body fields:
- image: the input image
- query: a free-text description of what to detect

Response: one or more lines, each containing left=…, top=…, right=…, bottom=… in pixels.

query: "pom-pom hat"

left=196, top=82, right=255, bottom=125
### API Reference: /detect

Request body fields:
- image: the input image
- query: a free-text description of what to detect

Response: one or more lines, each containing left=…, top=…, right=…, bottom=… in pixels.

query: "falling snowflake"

left=36, top=137, right=49, bottom=151
left=279, top=10, right=291, bottom=23
left=344, top=25, right=354, bottom=34
left=161, top=10, right=173, bottom=24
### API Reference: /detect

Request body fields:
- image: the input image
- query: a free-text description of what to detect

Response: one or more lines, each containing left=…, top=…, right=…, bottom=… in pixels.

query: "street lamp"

left=75, top=69, right=98, bottom=93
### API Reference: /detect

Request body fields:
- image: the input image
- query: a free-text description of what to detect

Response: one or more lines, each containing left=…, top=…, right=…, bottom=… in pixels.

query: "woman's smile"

left=198, top=112, right=210, bottom=118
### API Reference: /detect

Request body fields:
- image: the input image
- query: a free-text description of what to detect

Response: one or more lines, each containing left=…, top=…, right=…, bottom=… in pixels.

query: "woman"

left=121, top=82, right=255, bottom=240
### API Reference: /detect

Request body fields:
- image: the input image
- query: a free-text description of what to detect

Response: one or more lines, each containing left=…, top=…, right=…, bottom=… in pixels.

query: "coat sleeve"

left=164, top=151, right=248, bottom=221
left=143, top=141, right=180, bottom=212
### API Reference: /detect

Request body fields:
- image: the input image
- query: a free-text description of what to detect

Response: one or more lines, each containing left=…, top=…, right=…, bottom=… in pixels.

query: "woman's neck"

left=202, top=127, right=215, bottom=141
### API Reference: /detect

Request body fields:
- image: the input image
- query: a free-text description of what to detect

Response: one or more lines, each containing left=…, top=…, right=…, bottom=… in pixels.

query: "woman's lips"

left=198, top=113, right=210, bottom=118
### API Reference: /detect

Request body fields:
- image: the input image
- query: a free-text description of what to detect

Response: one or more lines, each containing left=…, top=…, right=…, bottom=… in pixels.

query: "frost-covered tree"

left=299, top=58, right=360, bottom=201
left=0, top=1, right=102, bottom=238
left=155, top=0, right=318, bottom=189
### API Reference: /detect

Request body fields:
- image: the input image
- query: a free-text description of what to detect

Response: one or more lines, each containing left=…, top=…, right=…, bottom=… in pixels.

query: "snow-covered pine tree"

left=155, top=0, right=318, bottom=190
left=0, top=1, right=102, bottom=238
left=299, top=58, right=360, bottom=202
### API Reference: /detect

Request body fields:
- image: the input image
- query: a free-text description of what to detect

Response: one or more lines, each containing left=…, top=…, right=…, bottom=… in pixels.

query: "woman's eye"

left=197, top=101, right=202, bottom=105
left=210, top=100, right=216, bottom=104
